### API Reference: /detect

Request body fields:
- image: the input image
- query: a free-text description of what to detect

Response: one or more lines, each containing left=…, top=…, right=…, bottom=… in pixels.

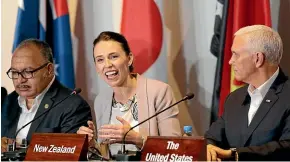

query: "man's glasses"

left=6, top=62, right=49, bottom=79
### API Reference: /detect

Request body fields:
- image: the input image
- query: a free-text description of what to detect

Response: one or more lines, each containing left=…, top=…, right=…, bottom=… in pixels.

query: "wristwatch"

left=230, top=148, right=239, bottom=161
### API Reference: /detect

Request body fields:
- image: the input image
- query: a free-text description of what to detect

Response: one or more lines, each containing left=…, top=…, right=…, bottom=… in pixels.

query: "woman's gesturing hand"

left=98, top=116, right=144, bottom=148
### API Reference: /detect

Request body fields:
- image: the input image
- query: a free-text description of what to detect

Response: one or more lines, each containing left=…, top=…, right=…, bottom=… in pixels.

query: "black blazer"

left=205, top=69, right=290, bottom=161
left=1, top=79, right=92, bottom=143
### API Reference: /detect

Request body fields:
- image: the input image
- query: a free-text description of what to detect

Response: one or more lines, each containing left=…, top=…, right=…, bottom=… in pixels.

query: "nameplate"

left=25, top=133, right=88, bottom=161
left=141, top=136, right=206, bottom=161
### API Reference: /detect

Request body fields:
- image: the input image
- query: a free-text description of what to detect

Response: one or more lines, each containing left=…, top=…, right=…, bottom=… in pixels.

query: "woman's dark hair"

left=93, top=31, right=134, bottom=72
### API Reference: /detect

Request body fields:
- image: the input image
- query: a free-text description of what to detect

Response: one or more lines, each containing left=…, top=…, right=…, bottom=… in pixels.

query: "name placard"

left=25, top=133, right=88, bottom=161
left=141, top=136, right=206, bottom=161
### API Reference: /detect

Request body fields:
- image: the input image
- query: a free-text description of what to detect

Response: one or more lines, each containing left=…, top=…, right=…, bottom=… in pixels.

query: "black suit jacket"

left=205, top=69, right=290, bottom=161
left=1, top=79, right=92, bottom=143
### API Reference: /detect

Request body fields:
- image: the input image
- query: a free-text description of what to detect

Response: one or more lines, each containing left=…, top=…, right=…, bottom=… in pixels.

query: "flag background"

left=210, top=0, right=272, bottom=121
left=11, top=0, right=75, bottom=89
left=2, top=0, right=290, bottom=135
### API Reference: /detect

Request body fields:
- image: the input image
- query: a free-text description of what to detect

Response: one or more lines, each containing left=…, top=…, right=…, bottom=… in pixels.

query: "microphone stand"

left=114, top=93, right=194, bottom=161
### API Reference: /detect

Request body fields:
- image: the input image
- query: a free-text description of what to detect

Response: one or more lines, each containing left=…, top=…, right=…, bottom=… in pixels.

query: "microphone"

left=115, top=93, right=195, bottom=161
left=12, top=88, right=82, bottom=151
left=182, top=93, right=194, bottom=100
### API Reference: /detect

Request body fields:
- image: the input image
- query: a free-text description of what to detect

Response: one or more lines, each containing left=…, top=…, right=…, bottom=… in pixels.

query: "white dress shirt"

left=247, top=68, right=279, bottom=125
left=16, top=76, right=55, bottom=140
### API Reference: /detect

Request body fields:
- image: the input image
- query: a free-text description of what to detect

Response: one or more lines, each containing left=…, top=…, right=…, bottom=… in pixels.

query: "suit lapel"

left=242, top=69, right=287, bottom=146
left=237, top=94, right=251, bottom=147
left=26, top=80, right=58, bottom=141
left=102, top=89, right=113, bottom=126
left=242, top=89, right=278, bottom=146
left=95, top=87, right=113, bottom=144
left=7, top=120, right=19, bottom=138
left=136, top=74, right=149, bottom=137
left=6, top=102, right=21, bottom=138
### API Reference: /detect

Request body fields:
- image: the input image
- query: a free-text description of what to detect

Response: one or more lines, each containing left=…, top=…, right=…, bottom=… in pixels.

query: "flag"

left=12, top=0, right=75, bottom=89
left=210, top=0, right=229, bottom=123
left=120, top=0, right=163, bottom=74
left=210, top=0, right=271, bottom=122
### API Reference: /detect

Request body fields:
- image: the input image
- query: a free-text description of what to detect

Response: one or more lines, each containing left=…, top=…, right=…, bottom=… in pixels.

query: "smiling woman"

left=93, top=32, right=134, bottom=88
left=77, top=31, right=181, bottom=159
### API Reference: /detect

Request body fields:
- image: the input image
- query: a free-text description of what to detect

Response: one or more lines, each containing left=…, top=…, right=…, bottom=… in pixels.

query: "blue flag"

left=12, top=0, right=75, bottom=89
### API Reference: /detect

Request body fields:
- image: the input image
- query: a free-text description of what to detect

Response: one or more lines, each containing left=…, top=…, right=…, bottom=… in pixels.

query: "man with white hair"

left=205, top=25, right=290, bottom=161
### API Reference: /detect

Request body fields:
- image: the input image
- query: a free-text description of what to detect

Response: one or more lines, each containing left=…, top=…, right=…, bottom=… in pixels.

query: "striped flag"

left=210, top=0, right=229, bottom=123
left=210, top=0, right=271, bottom=122
left=12, top=0, right=75, bottom=89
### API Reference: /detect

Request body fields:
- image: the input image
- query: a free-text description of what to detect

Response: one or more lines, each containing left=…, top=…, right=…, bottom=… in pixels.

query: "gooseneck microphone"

left=121, top=93, right=195, bottom=155
left=12, top=88, right=82, bottom=151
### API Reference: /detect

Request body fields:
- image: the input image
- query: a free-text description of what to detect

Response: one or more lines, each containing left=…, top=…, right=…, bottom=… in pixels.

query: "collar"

left=247, top=68, right=279, bottom=98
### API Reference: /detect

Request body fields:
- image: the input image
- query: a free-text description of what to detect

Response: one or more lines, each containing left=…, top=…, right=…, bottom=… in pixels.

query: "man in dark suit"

left=205, top=25, right=290, bottom=161
left=1, top=39, right=92, bottom=152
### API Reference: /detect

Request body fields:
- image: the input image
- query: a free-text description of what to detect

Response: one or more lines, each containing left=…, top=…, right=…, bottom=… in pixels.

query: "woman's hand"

left=77, top=120, right=95, bottom=142
left=98, top=116, right=144, bottom=148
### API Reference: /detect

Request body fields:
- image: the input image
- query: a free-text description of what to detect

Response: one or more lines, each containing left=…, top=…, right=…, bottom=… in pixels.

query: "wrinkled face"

left=93, top=40, right=133, bottom=87
left=229, top=35, right=257, bottom=83
left=10, top=45, right=53, bottom=99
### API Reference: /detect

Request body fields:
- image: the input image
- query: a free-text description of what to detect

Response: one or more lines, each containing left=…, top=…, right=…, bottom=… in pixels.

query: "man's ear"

left=46, top=63, right=54, bottom=77
left=255, top=52, right=265, bottom=68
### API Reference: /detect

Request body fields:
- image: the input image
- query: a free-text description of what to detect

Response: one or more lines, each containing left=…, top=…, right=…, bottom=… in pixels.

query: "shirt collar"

left=18, top=76, right=56, bottom=113
left=248, top=68, right=279, bottom=98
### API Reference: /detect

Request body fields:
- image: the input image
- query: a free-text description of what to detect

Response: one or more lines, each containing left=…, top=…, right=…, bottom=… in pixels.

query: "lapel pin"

left=44, top=104, right=49, bottom=109
left=265, top=99, right=271, bottom=103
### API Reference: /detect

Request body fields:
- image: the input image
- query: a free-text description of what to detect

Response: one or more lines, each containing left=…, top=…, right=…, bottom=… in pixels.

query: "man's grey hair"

left=234, top=25, right=283, bottom=65
left=17, top=38, right=54, bottom=63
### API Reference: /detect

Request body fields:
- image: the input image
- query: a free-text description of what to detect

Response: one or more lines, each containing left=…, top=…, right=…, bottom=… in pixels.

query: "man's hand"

left=207, top=144, right=232, bottom=161
left=1, top=137, right=14, bottom=153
